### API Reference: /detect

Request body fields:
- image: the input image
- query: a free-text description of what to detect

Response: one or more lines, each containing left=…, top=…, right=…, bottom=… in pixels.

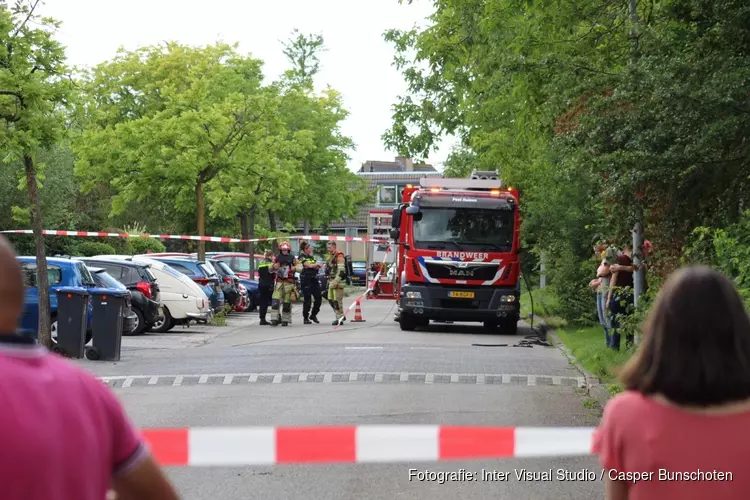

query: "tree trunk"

left=196, top=179, right=206, bottom=261
left=303, top=220, right=310, bottom=235
left=25, top=155, right=51, bottom=348
left=240, top=211, right=256, bottom=277
left=268, top=210, right=278, bottom=253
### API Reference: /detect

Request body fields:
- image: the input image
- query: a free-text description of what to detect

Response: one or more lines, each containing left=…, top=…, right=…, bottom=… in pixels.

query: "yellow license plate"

left=449, top=291, right=475, bottom=299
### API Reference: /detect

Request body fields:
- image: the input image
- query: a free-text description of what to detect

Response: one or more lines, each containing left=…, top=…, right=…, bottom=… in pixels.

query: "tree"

left=0, top=1, right=73, bottom=347
left=442, top=146, right=476, bottom=178
left=74, top=42, right=269, bottom=260
left=275, top=31, right=368, bottom=235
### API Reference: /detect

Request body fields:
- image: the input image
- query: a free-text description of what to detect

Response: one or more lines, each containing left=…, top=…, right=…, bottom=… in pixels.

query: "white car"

left=91, top=254, right=212, bottom=332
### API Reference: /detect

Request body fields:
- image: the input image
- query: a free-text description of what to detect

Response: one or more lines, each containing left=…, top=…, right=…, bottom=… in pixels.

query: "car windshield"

left=230, top=257, right=258, bottom=273
left=216, top=261, right=236, bottom=277
left=92, top=269, right=127, bottom=290
left=412, top=207, right=515, bottom=252
left=77, top=262, right=97, bottom=287
left=199, top=263, right=216, bottom=277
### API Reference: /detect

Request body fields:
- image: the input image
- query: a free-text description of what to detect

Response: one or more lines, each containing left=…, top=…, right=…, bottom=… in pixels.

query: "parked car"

left=94, top=255, right=213, bottom=331
left=143, top=256, right=225, bottom=312
left=200, top=252, right=264, bottom=280
left=87, top=266, right=138, bottom=335
left=207, top=258, right=242, bottom=309
left=237, top=278, right=260, bottom=312
left=80, top=257, right=161, bottom=334
left=351, top=260, right=367, bottom=286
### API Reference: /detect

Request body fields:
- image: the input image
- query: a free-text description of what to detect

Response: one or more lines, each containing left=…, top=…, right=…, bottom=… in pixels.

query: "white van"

left=92, top=255, right=212, bottom=332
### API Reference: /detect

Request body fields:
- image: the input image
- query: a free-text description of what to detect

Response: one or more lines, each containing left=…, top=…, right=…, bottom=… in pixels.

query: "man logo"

left=448, top=267, right=475, bottom=277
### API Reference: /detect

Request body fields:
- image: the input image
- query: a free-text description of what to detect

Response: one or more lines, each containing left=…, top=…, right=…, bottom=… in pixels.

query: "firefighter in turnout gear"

left=298, top=241, right=322, bottom=324
left=257, top=250, right=275, bottom=325
left=270, top=242, right=302, bottom=326
left=326, top=241, right=347, bottom=325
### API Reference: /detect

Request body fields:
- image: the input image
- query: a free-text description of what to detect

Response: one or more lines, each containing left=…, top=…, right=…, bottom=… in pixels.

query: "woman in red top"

left=594, top=266, right=750, bottom=499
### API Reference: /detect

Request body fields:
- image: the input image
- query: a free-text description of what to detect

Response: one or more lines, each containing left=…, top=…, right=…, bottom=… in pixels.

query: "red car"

left=198, top=252, right=264, bottom=280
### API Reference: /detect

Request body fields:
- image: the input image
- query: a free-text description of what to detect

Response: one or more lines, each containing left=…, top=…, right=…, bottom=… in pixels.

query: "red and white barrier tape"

left=141, top=425, right=597, bottom=466
left=0, top=229, right=390, bottom=244
left=334, top=270, right=384, bottom=327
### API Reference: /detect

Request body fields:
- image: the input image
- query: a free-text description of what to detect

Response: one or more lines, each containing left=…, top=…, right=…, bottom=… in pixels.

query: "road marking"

left=100, top=372, right=583, bottom=388
left=345, top=346, right=383, bottom=350
left=409, top=347, right=442, bottom=350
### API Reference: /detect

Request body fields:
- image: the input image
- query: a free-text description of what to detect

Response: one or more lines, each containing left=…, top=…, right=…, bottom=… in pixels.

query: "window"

left=91, top=270, right=127, bottom=290
left=22, top=264, right=62, bottom=287
left=377, top=185, right=397, bottom=205
left=168, top=263, right=195, bottom=276
left=412, top=207, right=515, bottom=252
left=77, top=262, right=97, bottom=287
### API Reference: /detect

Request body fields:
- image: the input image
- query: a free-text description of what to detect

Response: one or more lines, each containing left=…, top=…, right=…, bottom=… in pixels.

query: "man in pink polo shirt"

left=0, top=236, right=180, bottom=500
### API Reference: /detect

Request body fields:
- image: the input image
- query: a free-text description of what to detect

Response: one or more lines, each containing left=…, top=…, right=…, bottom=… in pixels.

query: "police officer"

left=297, top=241, right=323, bottom=324
left=326, top=240, right=347, bottom=325
left=270, top=241, right=302, bottom=326
left=257, top=249, right=274, bottom=325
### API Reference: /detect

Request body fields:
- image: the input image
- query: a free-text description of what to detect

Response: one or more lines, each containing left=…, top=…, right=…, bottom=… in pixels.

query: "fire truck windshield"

left=412, top=207, right=515, bottom=252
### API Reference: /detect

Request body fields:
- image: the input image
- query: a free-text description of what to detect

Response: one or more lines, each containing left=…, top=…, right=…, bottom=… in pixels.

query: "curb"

left=527, top=314, right=612, bottom=409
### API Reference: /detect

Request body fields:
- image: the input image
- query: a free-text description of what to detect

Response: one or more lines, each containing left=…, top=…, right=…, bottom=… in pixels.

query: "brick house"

left=332, top=156, right=442, bottom=261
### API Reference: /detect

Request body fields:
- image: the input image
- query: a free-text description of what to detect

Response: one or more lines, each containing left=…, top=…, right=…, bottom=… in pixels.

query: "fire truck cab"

left=389, top=171, right=522, bottom=334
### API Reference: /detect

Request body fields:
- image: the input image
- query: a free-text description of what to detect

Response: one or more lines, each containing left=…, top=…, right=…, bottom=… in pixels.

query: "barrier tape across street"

left=0, top=229, right=390, bottom=244
left=141, top=426, right=597, bottom=466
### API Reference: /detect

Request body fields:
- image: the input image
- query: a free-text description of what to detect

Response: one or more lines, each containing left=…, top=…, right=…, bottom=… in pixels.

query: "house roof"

left=328, top=171, right=444, bottom=230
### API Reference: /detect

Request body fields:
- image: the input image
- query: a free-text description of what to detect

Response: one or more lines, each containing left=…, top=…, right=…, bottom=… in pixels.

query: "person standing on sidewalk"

left=607, top=244, right=635, bottom=350
left=297, top=241, right=322, bottom=324
left=257, top=249, right=275, bottom=326
left=0, top=235, right=180, bottom=500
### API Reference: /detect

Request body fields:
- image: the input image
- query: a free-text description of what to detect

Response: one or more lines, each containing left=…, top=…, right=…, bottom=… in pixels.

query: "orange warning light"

left=67, top=293, right=72, bottom=299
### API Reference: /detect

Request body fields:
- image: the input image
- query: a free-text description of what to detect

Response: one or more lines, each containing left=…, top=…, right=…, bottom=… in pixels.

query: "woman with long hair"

left=594, top=266, right=750, bottom=499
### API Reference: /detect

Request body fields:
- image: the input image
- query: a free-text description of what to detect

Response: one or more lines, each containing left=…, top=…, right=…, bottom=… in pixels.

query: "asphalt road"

left=77, top=297, right=604, bottom=500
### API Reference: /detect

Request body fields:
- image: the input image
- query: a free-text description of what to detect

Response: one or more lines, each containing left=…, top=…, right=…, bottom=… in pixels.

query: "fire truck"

left=388, top=170, right=522, bottom=334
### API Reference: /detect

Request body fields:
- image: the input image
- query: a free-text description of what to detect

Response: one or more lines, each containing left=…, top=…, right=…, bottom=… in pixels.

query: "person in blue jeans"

left=607, top=244, right=635, bottom=350
left=590, top=243, right=616, bottom=347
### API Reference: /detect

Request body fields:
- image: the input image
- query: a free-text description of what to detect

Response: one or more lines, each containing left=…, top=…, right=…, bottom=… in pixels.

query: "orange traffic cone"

left=351, top=298, right=366, bottom=322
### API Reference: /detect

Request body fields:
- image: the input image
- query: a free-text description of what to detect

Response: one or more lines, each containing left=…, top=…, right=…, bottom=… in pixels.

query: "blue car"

left=238, top=278, right=260, bottom=312
left=146, top=257, right=226, bottom=312
left=17, top=256, right=126, bottom=345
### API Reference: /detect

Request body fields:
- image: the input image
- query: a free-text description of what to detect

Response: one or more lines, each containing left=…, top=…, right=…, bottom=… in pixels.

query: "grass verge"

left=556, top=325, right=632, bottom=395
left=208, top=307, right=229, bottom=326
left=519, top=286, right=567, bottom=329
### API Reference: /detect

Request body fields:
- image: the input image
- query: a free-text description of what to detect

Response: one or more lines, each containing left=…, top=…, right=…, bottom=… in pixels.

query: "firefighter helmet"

left=279, top=241, right=291, bottom=251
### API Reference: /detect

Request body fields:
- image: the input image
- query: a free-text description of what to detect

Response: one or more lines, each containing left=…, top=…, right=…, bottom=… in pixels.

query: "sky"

left=42, top=0, right=458, bottom=172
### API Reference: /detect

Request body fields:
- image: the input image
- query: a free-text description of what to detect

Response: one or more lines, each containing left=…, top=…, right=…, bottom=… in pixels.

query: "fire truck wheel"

left=399, top=314, right=417, bottom=331
left=500, top=319, right=519, bottom=336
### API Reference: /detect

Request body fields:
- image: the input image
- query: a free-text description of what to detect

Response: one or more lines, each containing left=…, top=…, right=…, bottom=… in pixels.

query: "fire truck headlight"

left=405, top=291, right=422, bottom=299
left=499, top=295, right=517, bottom=303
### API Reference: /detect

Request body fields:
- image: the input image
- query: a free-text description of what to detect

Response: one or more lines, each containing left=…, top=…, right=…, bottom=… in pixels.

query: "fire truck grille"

left=424, top=262, right=499, bottom=281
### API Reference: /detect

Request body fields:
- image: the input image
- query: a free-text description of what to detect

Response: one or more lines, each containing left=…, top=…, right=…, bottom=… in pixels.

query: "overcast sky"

left=42, top=0, right=457, bottom=172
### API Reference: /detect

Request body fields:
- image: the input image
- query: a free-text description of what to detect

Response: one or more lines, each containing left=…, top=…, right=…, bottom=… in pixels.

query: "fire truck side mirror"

left=389, top=228, right=400, bottom=240
left=405, top=205, right=420, bottom=216
left=391, top=207, right=402, bottom=228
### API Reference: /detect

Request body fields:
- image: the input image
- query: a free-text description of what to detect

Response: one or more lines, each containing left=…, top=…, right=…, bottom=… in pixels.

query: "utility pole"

left=629, top=0, right=645, bottom=344
left=539, top=252, right=547, bottom=289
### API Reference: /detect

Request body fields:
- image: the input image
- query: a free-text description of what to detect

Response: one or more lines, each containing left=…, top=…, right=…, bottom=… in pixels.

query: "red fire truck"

left=388, top=171, right=522, bottom=334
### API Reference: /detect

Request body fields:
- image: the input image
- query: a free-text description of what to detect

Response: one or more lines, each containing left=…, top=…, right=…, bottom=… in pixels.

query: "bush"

left=125, top=237, right=167, bottom=255
left=548, top=247, right=598, bottom=325
left=682, top=211, right=750, bottom=309
left=72, top=241, right=117, bottom=257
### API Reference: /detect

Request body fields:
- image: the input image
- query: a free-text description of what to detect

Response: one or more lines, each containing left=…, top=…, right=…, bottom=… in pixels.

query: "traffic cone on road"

left=351, top=298, right=366, bottom=322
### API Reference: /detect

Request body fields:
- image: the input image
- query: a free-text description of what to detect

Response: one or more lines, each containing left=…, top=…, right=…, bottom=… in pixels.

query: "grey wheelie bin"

left=85, top=288, right=127, bottom=361
left=53, top=287, right=90, bottom=358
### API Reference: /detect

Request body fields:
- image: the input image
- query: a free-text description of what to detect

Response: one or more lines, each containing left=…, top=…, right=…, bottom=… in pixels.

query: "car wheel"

left=50, top=316, right=58, bottom=344
left=243, top=295, right=256, bottom=312
left=150, top=308, right=174, bottom=333
left=130, top=308, right=146, bottom=335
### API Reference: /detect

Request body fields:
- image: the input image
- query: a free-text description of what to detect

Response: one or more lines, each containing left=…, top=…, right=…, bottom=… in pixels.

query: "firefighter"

left=326, top=240, right=347, bottom=325
left=297, top=241, right=322, bottom=324
left=270, top=241, right=302, bottom=326
left=256, top=249, right=274, bottom=325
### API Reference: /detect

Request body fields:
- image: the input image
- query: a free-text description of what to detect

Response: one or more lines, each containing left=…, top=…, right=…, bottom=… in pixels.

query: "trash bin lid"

left=54, top=286, right=90, bottom=297
left=87, top=287, right=129, bottom=298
